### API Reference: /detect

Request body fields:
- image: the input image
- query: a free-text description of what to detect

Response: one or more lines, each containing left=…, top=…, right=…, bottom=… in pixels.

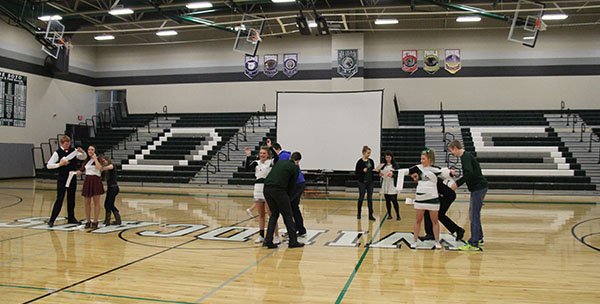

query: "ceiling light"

left=272, top=0, right=296, bottom=3
left=374, top=19, right=398, bottom=25
left=94, top=34, right=115, bottom=41
left=109, top=8, right=134, bottom=15
left=542, top=14, right=568, bottom=20
left=156, top=30, right=178, bottom=36
left=186, top=2, right=213, bottom=9
left=38, top=15, right=62, bottom=21
left=523, top=36, right=535, bottom=40
left=308, top=21, right=317, bottom=28
left=456, top=16, right=482, bottom=22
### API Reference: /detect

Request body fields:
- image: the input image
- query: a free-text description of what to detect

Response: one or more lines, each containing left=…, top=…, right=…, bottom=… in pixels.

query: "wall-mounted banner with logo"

left=283, top=53, right=298, bottom=78
left=402, top=50, right=418, bottom=73
left=444, top=49, right=462, bottom=74
left=263, top=54, right=278, bottom=78
left=423, top=49, right=440, bottom=75
left=337, top=49, right=358, bottom=80
left=244, top=55, right=259, bottom=79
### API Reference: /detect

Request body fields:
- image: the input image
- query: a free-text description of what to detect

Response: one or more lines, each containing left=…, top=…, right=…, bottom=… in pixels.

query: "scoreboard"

left=1, top=71, right=27, bottom=127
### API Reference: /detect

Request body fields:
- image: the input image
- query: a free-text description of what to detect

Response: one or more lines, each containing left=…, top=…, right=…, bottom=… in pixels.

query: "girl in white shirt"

left=245, top=146, right=280, bottom=245
left=76, top=145, right=105, bottom=229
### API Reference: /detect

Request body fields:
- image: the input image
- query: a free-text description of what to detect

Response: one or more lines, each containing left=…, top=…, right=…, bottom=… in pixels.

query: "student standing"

left=448, top=140, right=488, bottom=251
left=262, top=152, right=305, bottom=249
left=355, top=146, right=376, bottom=221
left=245, top=146, right=280, bottom=245
left=46, top=136, right=86, bottom=227
left=76, top=146, right=104, bottom=229
left=101, top=156, right=121, bottom=226
left=378, top=151, right=400, bottom=221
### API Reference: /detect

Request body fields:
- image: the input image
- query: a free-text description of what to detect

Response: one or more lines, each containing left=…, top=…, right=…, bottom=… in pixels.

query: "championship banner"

left=337, top=49, right=358, bottom=79
left=444, top=49, right=461, bottom=74
left=401, top=50, right=418, bottom=73
left=283, top=53, right=298, bottom=78
left=244, top=55, right=259, bottom=79
left=263, top=54, right=278, bottom=78
left=423, top=49, right=439, bottom=75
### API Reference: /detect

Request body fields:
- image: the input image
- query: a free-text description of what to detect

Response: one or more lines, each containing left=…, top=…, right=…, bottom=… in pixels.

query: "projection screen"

left=276, top=90, right=382, bottom=171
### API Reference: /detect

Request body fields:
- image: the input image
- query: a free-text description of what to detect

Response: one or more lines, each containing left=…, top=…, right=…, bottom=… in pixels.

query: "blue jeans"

left=468, top=187, right=487, bottom=247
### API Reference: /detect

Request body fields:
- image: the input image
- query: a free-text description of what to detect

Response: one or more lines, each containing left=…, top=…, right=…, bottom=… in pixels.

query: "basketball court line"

left=0, top=231, right=48, bottom=243
left=0, top=193, right=23, bottom=209
left=0, top=283, right=197, bottom=304
left=19, top=214, right=262, bottom=303
left=0, top=186, right=596, bottom=205
left=335, top=211, right=389, bottom=304
left=571, top=217, right=600, bottom=252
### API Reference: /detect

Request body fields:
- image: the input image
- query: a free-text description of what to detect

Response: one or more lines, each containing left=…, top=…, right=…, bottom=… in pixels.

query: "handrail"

left=566, top=108, right=571, bottom=126
left=588, top=131, right=600, bottom=164
left=216, top=151, right=228, bottom=172
left=572, top=115, right=578, bottom=133
left=440, top=101, right=445, bottom=135
left=163, top=105, right=168, bottom=121
left=560, top=100, right=565, bottom=118
left=580, top=122, right=586, bottom=142
left=154, top=112, right=160, bottom=127
left=249, top=116, right=255, bottom=133
left=443, top=132, right=460, bottom=167
left=256, top=111, right=261, bottom=127
left=40, top=142, right=51, bottom=165
left=240, top=126, right=247, bottom=141
left=262, top=104, right=267, bottom=119
left=85, top=118, right=96, bottom=135
left=205, top=162, right=217, bottom=184
left=226, top=141, right=238, bottom=160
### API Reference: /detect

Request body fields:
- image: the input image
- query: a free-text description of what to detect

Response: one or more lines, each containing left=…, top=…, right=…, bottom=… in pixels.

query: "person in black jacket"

left=46, top=136, right=86, bottom=227
left=355, top=146, right=376, bottom=221
left=420, top=178, right=465, bottom=242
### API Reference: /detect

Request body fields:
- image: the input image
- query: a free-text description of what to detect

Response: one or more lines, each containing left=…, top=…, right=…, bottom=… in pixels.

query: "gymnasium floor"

left=1, top=179, right=599, bottom=303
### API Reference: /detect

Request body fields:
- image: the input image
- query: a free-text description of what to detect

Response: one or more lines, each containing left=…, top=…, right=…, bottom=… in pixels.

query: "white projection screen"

left=276, top=90, right=382, bottom=171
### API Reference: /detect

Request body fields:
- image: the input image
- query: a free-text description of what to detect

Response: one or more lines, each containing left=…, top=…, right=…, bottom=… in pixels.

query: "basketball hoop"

left=247, top=28, right=262, bottom=44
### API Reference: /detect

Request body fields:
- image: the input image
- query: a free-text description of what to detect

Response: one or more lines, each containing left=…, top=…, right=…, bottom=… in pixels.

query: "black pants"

left=104, top=185, right=120, bottom=214
left=263, top=185, right=298, bottom=244
left=384, top=194, right=400, bottom=218
left=50, top=176, right=77, bottom=223
left=290, top=182, right=307, bottom=235
left=357, top=181, right=374, bottom=216
left=425, top=191, right=461, bottom=236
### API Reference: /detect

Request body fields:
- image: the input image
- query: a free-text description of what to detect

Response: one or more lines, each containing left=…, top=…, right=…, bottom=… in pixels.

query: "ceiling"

left=1, top=0, right=599, bottom=47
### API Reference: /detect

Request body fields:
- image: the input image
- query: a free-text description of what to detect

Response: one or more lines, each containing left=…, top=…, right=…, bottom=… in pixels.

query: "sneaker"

left=298, top=233, right=307, bottom=238
left=396, top=216, right=401, bottom=221
left=273, top=236, right=281, bottom=245
left=254, top=236, right=264, bottom=243
left=479, top=240, right=485, bottom=247
left=410, top=241, right=417, bottom=249
left=246, top=208, right=253, bottom=217
left=368, top=216, right=376, bottom=221
left=387, top=214, right=392, bottom=220
left=288, top=241, right=305, bottom=248
left=455, top=228, right=465, bottom=241
left=435, top=242, right=442, bottom=249
left=458, top=244, right=482, bottom=251
left=281, top=233, right=289, bottom=239
left=263, top=242, right=278, bottom=249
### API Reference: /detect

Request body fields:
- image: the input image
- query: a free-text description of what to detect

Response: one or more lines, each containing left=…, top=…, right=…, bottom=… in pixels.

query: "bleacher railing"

left=588, top=131, right=600, bottom=164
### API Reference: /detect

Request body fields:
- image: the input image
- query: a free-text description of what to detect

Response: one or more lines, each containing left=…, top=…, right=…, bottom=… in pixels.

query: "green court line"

left=0, top=186, right=597, bottom=205
left=335, top=211, right=389, bottom=304
left=194, top=250, right=278, bottom=303
left=0, top=283, right=196, bottom=304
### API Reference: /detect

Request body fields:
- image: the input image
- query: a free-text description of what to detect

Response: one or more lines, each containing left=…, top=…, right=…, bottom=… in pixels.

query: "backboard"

left=42, top=19, right=65, bottom=59
left=233, top=14, right=265, bottom=56
left=508, top=0, right=546, bottom=48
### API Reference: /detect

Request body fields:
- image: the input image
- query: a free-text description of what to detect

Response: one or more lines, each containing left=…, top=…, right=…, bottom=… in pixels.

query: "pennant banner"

left=402, top=50, right=418, bottom=73
left=244, top=55, right=259, bottom=79
left=423, top=49, right=439, bottom=75
left=337, top=49, right=358, bottom=79
left=263, top=54, right=278, bottom=78
left=283, top=53, right=298, bottom=78
left=444, top=49, right=461, bottom=74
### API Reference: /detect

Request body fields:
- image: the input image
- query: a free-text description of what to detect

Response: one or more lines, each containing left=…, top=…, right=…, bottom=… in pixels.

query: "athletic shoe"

left=274, top=236, right=281, bottom=245
left=298, top=233, right=307, bottom=238
left=396, top=216, right=401, bottom=221
left=368, top=216, right=376, bottom=221
left=455, top=228, right=465, bottom=241
left=263, top=242, right=278, bottom=249
left=479, top=240, right=484, bottom=247
left=387, top=214, right=393, bottom=220
left=288, top=241, right=305, bottom=248
left=254, top=236, right=264, bottom=243
left=458, top=244, right=482, bottom=251
left=246, top=208, right=253, bottom=217
left=435, top=242, right=442, bottom=249
left=47, top=221, right=54, bottom=228
left=410, top=241, right=417, bottom=249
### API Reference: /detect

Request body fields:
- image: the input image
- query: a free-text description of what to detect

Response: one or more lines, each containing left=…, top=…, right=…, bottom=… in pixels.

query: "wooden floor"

left=1, top=179, right=599, bottom=303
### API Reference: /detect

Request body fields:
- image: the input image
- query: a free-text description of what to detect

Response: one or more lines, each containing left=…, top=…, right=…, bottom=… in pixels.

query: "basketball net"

left=247, top=28, right=262, bottom=44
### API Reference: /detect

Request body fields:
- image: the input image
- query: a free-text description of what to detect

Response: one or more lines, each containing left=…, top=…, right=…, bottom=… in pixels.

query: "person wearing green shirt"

left=262, top=152, right=305, bottom=249
left=449, top=139, right=488, bottom=251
